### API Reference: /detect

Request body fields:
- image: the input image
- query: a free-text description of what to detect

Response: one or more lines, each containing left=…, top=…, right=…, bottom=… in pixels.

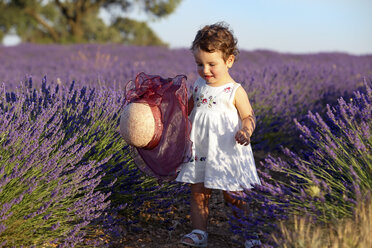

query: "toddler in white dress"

left=176, top=22, right=261, bottom=248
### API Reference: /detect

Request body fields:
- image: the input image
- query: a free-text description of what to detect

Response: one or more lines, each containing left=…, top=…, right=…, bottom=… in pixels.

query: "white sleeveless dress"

left=176, top=77, right=261, bottom=191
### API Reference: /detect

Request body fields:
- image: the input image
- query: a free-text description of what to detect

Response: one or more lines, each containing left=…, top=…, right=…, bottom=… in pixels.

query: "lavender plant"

left=230, top=81, right=372, bottom=246
left=0, top=79, right=111, bottom=247
left=0, top=75, right=189, bottom=246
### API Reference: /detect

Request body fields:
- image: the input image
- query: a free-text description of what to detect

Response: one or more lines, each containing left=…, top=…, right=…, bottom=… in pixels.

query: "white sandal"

left=245, top=238, right=262, bottom=248
left=180, top=229, right=208, bottom=247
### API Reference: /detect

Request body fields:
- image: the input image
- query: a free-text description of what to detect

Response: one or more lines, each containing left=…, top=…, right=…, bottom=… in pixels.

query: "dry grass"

left=272, top=195, right=372, bottom=248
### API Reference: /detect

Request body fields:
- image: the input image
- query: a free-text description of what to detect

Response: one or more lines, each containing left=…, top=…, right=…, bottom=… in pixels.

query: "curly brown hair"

left=191, top=22, right=239, bottom=61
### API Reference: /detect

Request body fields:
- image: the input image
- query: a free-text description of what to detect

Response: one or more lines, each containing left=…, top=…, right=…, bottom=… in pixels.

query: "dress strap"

left=229, top=83, right=241, bottom=104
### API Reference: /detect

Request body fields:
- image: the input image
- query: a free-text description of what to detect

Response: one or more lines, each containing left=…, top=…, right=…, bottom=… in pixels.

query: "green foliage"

left=0, top=0, right=182, bottom=45
left=142, top=0, right=182, bottom=18
left=113, top=17, right=166, bottom=46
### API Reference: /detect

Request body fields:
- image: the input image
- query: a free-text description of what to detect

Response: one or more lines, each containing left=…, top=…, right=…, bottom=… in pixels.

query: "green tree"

left=0, top=0, right=182, bottom=45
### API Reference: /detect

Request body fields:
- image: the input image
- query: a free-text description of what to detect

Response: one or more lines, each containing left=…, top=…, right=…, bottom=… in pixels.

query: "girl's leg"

left=222, top=190, right=246, bottom=217
left=181, top=183, right=211, bottom=245
left=223, top=191, right=262, bottom=247
left=191, top=183, right=212, bottom=230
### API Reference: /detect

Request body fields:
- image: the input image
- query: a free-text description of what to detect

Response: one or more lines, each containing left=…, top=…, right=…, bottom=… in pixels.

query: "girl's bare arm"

left=234, top=86, right=256, bottom=145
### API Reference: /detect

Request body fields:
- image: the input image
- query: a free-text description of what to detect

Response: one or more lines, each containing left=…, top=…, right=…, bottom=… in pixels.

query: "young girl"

left=176, top=22, right=261, bottom=248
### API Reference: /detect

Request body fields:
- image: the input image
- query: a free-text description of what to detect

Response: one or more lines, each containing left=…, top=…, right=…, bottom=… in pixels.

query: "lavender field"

left=0, top=44, right=371, bottom=247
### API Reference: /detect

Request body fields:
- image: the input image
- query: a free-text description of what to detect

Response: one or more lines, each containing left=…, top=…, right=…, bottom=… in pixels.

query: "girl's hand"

left=235, top=127, right=251, bottom=146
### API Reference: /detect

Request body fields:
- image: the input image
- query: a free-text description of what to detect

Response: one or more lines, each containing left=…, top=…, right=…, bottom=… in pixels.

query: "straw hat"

left=119, top=102, right=163, bottom=149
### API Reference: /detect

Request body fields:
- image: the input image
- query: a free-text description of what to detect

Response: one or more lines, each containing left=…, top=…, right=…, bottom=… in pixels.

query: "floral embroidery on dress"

left=224, top=86, right=232, bottom=93
left=189, top=155, right=207, bottom=162
left=196, top=94, right=216, bottom=108
left=207, top=96, right=216, bottom=108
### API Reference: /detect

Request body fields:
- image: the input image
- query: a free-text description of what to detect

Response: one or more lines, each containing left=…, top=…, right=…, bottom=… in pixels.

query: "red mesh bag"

left=123, top=72, right=192, bottom=182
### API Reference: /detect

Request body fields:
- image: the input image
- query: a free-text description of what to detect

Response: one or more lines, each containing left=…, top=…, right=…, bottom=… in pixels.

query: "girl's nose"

left=203, top=66, right=209, bottom=74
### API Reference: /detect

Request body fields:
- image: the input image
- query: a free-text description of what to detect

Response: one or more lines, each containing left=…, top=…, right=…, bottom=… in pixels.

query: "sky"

left=3, top=0, right=372, bottom=55
left=147, top=0, right=372, bottom=54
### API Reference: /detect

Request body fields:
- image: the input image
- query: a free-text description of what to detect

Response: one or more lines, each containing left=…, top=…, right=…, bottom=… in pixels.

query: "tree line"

left=0, top=0, right=182, bottom=46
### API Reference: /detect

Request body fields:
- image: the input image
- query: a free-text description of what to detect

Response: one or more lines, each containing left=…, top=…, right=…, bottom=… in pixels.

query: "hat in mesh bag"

left=120, top=72, right=192, bottom=181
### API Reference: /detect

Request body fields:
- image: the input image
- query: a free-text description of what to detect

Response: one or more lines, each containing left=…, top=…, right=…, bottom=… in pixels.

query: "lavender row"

left=0, top=77, right=188, bottom=246
left=230, top=81, right=372, bottom=246
left=1, top=44, right=371, bottom=154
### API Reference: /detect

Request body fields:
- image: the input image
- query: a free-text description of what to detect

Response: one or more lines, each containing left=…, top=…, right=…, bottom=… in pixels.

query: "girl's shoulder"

left=231, top=82, right=242, bottom=94
left=232, top=81, right=241, bottom=88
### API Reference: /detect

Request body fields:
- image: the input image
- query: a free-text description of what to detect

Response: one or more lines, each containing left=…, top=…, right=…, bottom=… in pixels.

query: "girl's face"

left=193, top=48, right=234, bottom=86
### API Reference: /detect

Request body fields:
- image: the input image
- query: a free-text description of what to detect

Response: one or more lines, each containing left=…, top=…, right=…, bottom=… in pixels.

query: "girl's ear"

left=226, top=55, right=235, bottom=68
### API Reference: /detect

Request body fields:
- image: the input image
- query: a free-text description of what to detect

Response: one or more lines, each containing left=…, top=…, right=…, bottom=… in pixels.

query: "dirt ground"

left=113, top=153, right=268, bottom=248
left=120, top=190, right=247, bottom=248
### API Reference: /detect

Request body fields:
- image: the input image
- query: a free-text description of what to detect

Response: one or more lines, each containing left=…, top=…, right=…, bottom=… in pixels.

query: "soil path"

left=120, top=190, right=246, bottom=248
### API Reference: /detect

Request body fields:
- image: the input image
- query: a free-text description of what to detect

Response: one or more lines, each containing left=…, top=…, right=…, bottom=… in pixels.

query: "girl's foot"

left=245, top=238, right=262, bottom=248
left=180, top=229, right=208, bottom=247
